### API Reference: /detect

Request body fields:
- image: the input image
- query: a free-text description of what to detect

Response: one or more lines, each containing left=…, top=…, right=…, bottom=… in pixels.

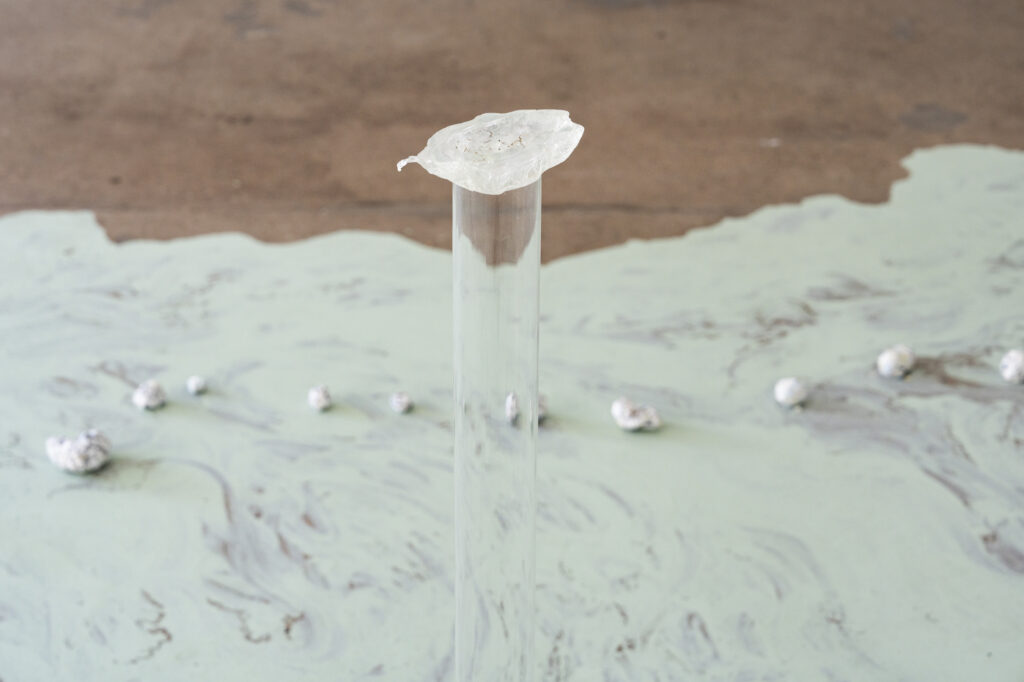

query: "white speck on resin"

left=45, top=429, right=111, bottom=474
left=774, top=377, right=809, bottom=408
left=876, top=344, right=916, bottom=379
left=999, top=349, right=1024, bottom=384
left=186, top=375, right=208, bottom=395
left=505, top=392, right=519, bottom=424
left=307, top=385, right=332, bottom=412
left=397, top=110, right=584, bottom=195
left=610, top=397, right=661, bottom=432
left=132, top=379, right=167, bottom=410
left=389, top=391, right=413, bottom=414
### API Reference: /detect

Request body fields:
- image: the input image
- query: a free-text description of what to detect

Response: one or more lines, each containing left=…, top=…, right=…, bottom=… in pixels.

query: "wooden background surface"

left=1, top=0, right=1022, bottom=260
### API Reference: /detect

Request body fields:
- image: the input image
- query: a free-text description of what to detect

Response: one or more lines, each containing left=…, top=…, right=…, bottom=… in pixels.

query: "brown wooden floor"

left=1, top=0, right=1022, bottom=261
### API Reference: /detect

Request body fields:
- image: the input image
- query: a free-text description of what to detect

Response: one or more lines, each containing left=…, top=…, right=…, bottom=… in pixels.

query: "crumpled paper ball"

left=308, top=385, right=332, bottom=411
left=132, top=379, right=167, bottom=410
left=876, top=344, right=916, bottom=379
left=46, top=429, right=111, bottom=474
left=773, top=377, right=809, bottom=408
left=610, top=397, right=661, bottom=432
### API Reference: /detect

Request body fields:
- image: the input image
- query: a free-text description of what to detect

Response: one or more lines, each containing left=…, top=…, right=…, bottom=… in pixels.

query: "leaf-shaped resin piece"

left=398, top=110, right=584, bottom=195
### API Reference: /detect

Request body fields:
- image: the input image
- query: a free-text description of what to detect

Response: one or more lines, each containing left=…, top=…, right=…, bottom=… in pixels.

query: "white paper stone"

left=45, top=429, right=111, bottom=474
left=876, top=344, right=916, bottom=379
left=610, top=397, right=661, bottom=432
left=999, top=349, right=1024, bottom=384
left=389, top=391, right=413, bottom=414
left=308, top=385, right=332, bottom=412
left=186, top=375, right=208, bottom=395
left=774, top=377, right=809, bottom=408
left=397, top=110, right=584, bottom=195
left=132, top=379, right=166, bottom=410
left=503, top=392, right=547, bottom=424
left=505, top=392, right=520, bottom=424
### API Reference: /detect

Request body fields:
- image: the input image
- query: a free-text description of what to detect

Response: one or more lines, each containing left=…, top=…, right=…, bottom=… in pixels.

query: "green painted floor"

left=1, top=145, right=1022, bottom=680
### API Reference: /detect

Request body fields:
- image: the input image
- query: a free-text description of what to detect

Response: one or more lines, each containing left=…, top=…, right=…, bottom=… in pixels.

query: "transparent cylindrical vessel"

left=398, top=109, right=582, bottom=682
left=453, top=180, right=541, bottom=682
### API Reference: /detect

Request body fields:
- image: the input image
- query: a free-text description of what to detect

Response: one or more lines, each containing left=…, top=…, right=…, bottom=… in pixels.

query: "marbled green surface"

left=1, top=145, right=1022, bottom=681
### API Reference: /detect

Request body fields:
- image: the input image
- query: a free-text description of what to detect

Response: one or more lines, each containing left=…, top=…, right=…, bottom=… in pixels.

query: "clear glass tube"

left=453, top=179, right=541, bottom=682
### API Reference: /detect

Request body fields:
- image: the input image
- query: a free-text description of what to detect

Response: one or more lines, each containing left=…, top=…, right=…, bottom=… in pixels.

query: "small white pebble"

left=505, top=392, right=519, bottom=424
left=773, top=377, right=809, bottom=408
left=307, top=385, right=332, bottom=411
left=132, top=379, right=167, bottom=410
left=876, top=344, right=915, bottom=379
left=186, top=375, right=208, bottom=395
left=999, top=349, right=1024, bottom=384
left=538, top=394, right=549, bottom=424
left=389, top=391, right=413, bottom=413
left=46, top=429, right=111, bottom=474
left=610, top=397, right=661, bottom=432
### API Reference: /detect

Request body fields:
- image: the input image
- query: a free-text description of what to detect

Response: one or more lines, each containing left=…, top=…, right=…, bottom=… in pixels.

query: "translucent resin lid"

left=397, top=110, right=584, bottom=195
